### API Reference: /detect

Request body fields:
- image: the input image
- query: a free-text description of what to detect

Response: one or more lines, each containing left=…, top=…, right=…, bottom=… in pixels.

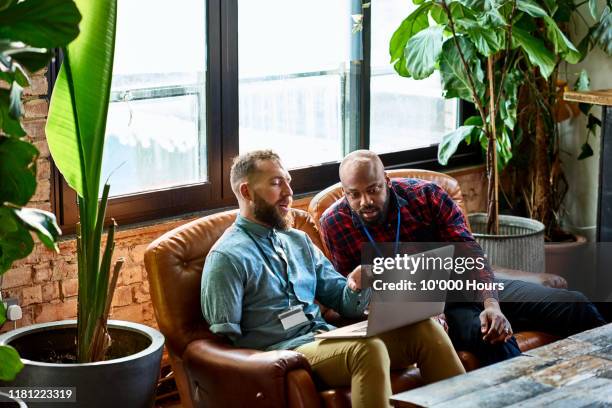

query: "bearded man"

left=200, top=150, right=465, bottom=408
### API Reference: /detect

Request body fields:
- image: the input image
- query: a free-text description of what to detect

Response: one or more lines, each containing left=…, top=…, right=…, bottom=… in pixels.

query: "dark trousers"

left=444, top=279, right=606, bottom=367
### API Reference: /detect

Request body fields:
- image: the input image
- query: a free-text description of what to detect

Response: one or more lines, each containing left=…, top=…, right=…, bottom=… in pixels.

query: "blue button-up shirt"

left=201, top=215, right=370, bottom=351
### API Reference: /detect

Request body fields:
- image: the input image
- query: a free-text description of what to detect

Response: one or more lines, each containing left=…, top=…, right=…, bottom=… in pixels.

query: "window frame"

left=49, top=0, right=480, bottom=233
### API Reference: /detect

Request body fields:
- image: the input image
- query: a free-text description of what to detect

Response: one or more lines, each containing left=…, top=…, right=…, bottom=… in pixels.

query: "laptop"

left=315, top=245, right=454, bottom=339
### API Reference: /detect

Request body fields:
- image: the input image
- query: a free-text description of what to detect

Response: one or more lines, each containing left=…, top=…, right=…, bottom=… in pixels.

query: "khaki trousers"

left=294, top=318, right=465, bottom=408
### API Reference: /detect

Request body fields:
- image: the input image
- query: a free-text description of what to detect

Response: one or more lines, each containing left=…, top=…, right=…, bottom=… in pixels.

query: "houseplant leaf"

left=513, top=26, right=556, bottom=78
left=404, top=25, right=444, bottom=79
left=438, top=125, right=481, bottom=165
left=0, top=136, right=37, bottom=206
left=592, top=6, right=612, bottom=55
left=0, top=0, right=81, bottom=48
left=440, top=37, right=485, bottom=102
left=390, top=2, right=432, bottom=63
left=0, top=207, right=34, bottom=274
left=0, top=345, right=24, bottom=381
left=13, top=207, right=61, bottom=252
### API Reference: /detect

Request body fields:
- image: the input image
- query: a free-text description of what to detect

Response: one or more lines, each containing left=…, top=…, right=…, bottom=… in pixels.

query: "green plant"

left=503, top=0, right=611, bottom=240
left=389, top=0, right=607, bottom=234
left=0, top=0, right=80, bottom=379
left=46, top=0, right=120, bottom=363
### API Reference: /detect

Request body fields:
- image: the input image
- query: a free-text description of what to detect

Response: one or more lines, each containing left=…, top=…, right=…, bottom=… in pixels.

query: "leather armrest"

left=493, top=265, right=567, bottom=289
left=183, top=339, right=313, bottom=407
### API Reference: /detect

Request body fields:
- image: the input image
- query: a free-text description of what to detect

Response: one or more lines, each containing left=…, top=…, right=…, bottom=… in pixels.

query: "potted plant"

left=0, top=1, right=164, bottom=406
left=501, top=0, right=611, bottom=280
left=389, top=0, right=588, bottom=272
left=0, top=0, right=71, bottom=382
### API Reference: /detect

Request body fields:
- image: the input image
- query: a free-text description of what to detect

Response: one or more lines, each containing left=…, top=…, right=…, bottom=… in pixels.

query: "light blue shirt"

left=201, top=215, right=370, bottom=351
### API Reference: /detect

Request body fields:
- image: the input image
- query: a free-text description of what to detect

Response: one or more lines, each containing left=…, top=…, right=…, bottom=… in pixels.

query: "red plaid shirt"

left=319, top=178, right=497, bottom=301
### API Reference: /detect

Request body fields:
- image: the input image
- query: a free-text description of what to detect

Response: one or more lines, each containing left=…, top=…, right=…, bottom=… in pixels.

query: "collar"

left=348, top=180, right=408, bottom=227
left=235, top=214, right=275, bottom=238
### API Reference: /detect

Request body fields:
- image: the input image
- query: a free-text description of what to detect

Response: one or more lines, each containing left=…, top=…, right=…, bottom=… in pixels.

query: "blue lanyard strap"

left=360, top=202, right=401, bottom=258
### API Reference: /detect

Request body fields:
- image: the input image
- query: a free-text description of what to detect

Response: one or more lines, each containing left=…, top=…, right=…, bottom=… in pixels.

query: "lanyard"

left=360, top=201, right=401, bottom=258
left=236, top=224, right=296, bottom=305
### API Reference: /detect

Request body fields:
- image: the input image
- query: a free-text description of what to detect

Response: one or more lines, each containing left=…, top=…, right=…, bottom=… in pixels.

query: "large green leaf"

left=0, top=89, right=26, bottom=137
left=390, top=2, right=432, bottom=63
left=513, top=26, right=556, bottom=78
left=46, top=0, right=117, bottom=204
left=517, top=0, right=580, bottom=63
left=0, top=345, right=23, bottom=381
left=404, top=25, right=444, bottom=79
left=0, top=40, right=52, bottom=73
left=13, top=207, right=61, bottom=252
left=500, top=70, right=521, bottom=130
left=589, top=0, right=599, bottom=20
left=0, top=136, right=38, bottom=206
left=440, top=36, right=485, bottom=102
left=438, top=125, right=482, bottom=165
left=0, top=207, right=34, bottom=274
left=0, top=0, right=81, bottom=48
left=593, top=6, right=612, bottom=55
left=461, top=19, right=505, bottom=56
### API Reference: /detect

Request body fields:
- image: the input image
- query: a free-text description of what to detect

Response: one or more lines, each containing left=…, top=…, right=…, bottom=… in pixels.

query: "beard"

left=357, top=192, right=391, bottom=227
left=253, top=193, right=293, bottom=230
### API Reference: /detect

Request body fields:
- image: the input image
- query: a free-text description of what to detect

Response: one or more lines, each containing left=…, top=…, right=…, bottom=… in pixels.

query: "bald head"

left=339, top=150, right=385, bottom=186
left=339, top=150, right=390, bottom=225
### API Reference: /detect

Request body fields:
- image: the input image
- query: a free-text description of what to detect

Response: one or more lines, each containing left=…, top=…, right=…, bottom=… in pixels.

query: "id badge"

left=278, top=305, right=308, bottom=330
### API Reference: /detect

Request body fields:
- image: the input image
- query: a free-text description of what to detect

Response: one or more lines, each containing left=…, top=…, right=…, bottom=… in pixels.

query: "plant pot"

left=468, top=213, right=545, bottom=273
left=545, top=234, right=590, bottom=290
left=0, top=391, right=27, bottom=407
left=0, top=320, right=164, bottom=408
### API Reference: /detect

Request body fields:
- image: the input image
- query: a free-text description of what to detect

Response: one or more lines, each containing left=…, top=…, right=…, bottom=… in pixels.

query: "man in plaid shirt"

left=320, top=150, right=605, bottom=366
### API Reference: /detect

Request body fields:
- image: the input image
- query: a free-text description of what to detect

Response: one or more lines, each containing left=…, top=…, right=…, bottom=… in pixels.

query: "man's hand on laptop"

left=480, top=299, right=513, bottom=344
left=347, top=266, right=362, bottom=291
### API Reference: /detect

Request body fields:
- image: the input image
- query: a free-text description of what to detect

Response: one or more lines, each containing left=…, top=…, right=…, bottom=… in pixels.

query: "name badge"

left=278, top=305, right=308, bottom=330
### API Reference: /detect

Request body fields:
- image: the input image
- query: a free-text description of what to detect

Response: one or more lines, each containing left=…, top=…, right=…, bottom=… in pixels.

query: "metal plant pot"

left=468, top=213, right=545, bottom=273
left=0, top=320, right=164, bottom=408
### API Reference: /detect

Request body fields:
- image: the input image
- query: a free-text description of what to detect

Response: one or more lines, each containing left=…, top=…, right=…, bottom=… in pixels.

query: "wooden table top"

left=563, top=90, right=612, bottom=106
left=390, top=323, right=612, bottom=407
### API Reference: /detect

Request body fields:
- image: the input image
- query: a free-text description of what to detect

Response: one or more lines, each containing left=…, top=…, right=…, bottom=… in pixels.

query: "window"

left=52, top=0, right=478, bottom=230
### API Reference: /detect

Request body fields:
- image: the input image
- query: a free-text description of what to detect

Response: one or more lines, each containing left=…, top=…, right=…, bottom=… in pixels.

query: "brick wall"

left=0, top=69, right=487, bottom=333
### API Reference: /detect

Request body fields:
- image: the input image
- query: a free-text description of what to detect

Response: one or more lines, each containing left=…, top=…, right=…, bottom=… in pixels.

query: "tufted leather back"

left=308, top=169, right=470, bottom=233
left=144, top=208, right=325, bottom=357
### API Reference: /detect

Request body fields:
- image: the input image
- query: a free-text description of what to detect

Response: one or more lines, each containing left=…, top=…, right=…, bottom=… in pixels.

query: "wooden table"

left=391, top=323, right=612, bottom=407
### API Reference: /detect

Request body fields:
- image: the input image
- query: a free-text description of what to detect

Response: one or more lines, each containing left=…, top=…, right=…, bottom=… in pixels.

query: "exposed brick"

left=111, top=303, right=144, bottom=323
left=33, top=140, right=50, bottom=159
left=42, top=282, right=60, bottom=302
left=22, top=119, right=46, bottom=140
left=21, top=285, right=42, bottom=306
left=34, top=297, right=77, bottom=323
left=23, top=75, right=48, bottom=97
left=117, top=265, right=142, bottom=286
left=32, top=263, right=52, bottom=284
left=36, top=159, right=51, bottom=181
left=111, top=285, right=133, bottom=307
left=129, top=244, right=148, bottom=264
left=29, top=201, right=52, bottom=212
left=15, top=306, right=34, bottom=329
left=60, top=278, right=78, bottom=299
left=142, top=302, right=155, bottom=323
left=1, top=266, right=32, bottom=289
left=31, top=179, right=51, bottom=202
left=133, top=281, right=150, bottom=303
left=23, top=99, right=48, bottom=119
left=51, top=259, right=78, bottom=281
left=1, top=288, right=22, bottom=304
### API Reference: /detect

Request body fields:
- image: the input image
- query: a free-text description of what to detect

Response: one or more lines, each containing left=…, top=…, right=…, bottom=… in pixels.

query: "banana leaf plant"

left=46, top=0, right=121, bottom=363
left=390, top=0, right=584, bottom=234
left=0, top=0, right=80, bottom=379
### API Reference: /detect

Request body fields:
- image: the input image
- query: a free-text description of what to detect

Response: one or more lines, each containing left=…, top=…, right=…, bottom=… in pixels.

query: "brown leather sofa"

left=144, top=169, right=563, bottom=408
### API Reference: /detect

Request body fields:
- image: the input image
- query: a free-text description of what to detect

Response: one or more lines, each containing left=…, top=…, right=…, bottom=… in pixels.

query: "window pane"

left=238, top=0, right=354, bottom=169
left=369, top=0, right=457, bottom=154
left=102, top=0, right=206, bottom=197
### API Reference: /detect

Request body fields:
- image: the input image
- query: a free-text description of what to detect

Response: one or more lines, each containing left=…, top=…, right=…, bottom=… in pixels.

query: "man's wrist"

left=483, top=298, right=500, bottom=310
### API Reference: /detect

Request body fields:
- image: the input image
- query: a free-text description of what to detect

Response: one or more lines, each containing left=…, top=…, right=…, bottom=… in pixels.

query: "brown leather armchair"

left=145, top=209, right=426, bottom=408
left=307, top=168, right=563, bottom=371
